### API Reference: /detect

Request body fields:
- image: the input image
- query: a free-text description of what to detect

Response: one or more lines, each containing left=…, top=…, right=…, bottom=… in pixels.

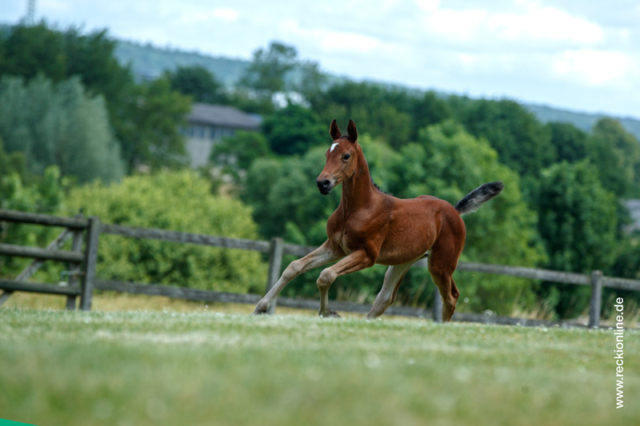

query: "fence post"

left=265, top=237, right=284, bottom=315
left=65, top=213, right=85, bottom=310
left=80, top=216, right=100, bottom=311
left=433, top=290, right=443, bottom=323
left=589, top=270, right=603, bottom=328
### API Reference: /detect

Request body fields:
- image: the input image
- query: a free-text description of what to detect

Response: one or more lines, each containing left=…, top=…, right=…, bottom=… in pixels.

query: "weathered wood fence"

left=1, top=209, right=639, bottom=328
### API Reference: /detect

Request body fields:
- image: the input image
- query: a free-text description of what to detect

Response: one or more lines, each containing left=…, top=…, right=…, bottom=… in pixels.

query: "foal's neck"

left=340, top=145, right=377, bottom=213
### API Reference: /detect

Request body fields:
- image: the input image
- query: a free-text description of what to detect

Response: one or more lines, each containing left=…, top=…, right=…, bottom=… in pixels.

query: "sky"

left=2, top=0, right=640, bottom=119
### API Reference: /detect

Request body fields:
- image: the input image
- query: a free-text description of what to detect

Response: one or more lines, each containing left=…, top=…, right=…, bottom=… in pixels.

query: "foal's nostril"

left=316, top=179, right=331, bottom=192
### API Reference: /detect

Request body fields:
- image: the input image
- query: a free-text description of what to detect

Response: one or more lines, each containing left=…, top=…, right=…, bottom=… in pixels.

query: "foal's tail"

left=454, top=181, right=504, bottom=215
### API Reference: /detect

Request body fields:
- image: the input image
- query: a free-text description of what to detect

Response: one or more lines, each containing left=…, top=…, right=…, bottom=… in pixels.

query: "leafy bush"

left=65, top=171, right=267, bottom=293
left=0, top=166, right=65, bottom=278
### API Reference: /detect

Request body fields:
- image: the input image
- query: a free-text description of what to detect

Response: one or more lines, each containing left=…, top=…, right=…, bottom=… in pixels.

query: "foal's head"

left=316, top=119, right=359, bottom=195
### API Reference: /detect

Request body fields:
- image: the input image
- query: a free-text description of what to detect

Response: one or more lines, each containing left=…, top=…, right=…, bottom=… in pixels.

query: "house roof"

left=187, top=103, right=261, bottom=130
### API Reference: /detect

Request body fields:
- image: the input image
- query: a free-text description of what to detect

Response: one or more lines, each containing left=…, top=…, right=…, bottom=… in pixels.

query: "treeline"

left=0, top=24, right=638, bottom=319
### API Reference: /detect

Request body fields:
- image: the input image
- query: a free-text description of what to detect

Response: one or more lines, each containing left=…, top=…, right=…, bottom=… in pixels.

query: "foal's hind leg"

left=366, top=262, right=414, bottom=320
left=253, top=241, right=342, bottom=315
left=428, top=245, right=463, bottom=322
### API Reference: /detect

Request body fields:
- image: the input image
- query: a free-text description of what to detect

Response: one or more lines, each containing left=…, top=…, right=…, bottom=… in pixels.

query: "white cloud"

left=486, top=3, right=604, bottom=45
left=279, top=19, right=382, bottom=54
left=415, top=0, right=440, bottom=13
left=212, top=8, right=239, bottom=22
left=180, top=8, right=239, bottom=24
left=553, top=49, right=635, bottom=87
left=416, top=0, right=604, bottom=49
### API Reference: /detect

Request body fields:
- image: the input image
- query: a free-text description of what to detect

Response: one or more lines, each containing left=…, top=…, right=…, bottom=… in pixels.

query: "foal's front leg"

left=253, top=241, right=341, bottom=315
left=316, top=250, right=374, bottom=317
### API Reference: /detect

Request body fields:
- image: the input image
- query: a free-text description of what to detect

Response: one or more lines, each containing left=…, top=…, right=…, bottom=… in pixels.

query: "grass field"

left=1, top=297, right=638, bottom=425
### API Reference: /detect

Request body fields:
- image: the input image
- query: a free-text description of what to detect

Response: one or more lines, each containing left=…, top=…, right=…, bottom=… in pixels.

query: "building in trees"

left=182, top=103, right=261, bottom=167
left=625, top=199, right=640, bottom=234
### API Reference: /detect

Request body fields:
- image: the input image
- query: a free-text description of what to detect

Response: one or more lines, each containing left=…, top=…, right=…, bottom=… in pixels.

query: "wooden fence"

left=1, top=209, right=639, bottom=328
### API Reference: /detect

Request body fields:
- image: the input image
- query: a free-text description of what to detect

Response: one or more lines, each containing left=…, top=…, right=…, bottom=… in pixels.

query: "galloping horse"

left=253, top=119, right=503, bottom=321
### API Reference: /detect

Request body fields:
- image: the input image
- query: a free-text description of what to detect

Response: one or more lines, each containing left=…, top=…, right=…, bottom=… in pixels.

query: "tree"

left=238, top=41, right=298, bottom=99
left=587, top=118, right=640, bottom=198
left=116, top=76, right=192, bottom=170
left=313, top=82, right=413, bottom=148
left=294, top=61, right=328, bottom=105
left=0, top=138, right=26, bottom=182
left=167, top=65, right=227, bottom=104
left=546, top=122, right=588, bottom=164
left=410, top=91, right=452, bottom=139
left=459, top=99, right=555, bottom=178
left=261, top=104, right=326, bottom=156
left=210, top=131, right=270, bottom=175
left=64, top=170, right=267, bottom=293
left=0, top=75, right=124, bottom=183
left=0, top=22, right=67, bottom=82
left=536, top=160, right=619, bottom=317
left=0, top=22, right=192, bottom=173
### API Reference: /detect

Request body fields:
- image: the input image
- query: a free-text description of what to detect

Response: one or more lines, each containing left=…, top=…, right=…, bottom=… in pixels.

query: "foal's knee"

left=317, top=269, right=337, bottom=290
left=282, top=260, right=303, bottom=281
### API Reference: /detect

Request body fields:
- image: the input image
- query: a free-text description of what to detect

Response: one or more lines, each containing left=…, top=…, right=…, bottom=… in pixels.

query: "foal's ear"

left=347, top=119, right=358, bottom=142
left=329, top=119, right=342, bottom=140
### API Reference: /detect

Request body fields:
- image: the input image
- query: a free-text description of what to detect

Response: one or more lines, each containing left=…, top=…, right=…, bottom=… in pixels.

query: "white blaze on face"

left=330, top=142, right=339, bottom=153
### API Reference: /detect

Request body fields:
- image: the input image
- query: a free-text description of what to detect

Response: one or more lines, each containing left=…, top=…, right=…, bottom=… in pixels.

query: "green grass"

left=0, top=308, right=637, bottom=426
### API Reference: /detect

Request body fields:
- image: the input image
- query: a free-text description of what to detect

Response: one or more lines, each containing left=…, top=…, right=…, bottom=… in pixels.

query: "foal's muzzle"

left=316, top=178, right=333, bottom=195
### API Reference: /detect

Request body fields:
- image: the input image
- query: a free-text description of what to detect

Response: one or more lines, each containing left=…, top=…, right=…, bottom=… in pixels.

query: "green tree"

left=294, top=61, right=328, bottom=106
left=0, top=22, right=67, bottom=81
left=238, top=41, right=298, bottom=99
left=459, top=99, right=555, bottom=178
left=0, top=138, right=26, bottom=181
left=261, top=104, right=326, bottom=156
left=65, top=170, right=267, bottom=293
left=210, top=131, right=270, bottom=174
left=167, top=65, right=227, bottom=104
left=587, top=118, right=640, bottom=198
left=546, top=122, right=588, bottom=164
left=410, top=91, right=452, bottom=139
left=313, top=82, right=413, bottom=148
left=117, top=76, right=191, bottom=170
left=0, top=75, right=124, bottom=183
left=536, top=160, right=619, bottom=317
left=0, top=22, right=192, bottom=173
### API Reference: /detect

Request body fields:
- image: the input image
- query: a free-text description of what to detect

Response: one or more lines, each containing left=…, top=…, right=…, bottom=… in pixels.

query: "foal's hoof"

left=320, top=310, right=341, bottom=318
left=253, top=303, right=268, bottom=315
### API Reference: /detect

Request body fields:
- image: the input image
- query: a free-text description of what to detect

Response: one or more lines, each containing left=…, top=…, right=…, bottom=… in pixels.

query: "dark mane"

left=371, top=176, right=391, bottom=195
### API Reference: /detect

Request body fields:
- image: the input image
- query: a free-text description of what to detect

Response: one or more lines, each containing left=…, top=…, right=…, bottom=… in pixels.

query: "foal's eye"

left=342, top=153, right=351, bottom=161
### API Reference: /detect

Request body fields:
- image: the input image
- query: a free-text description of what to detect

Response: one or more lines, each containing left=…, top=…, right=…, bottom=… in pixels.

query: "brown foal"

left=253, top=119, right=503, bottom=321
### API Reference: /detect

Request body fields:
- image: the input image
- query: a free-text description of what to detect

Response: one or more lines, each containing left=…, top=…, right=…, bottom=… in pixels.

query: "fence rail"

left=2, top=209, right=639, bottom=328
left=0, top=210, right=88, bottom=229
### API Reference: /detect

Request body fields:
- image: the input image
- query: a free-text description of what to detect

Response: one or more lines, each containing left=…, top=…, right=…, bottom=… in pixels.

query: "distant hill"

left=115, top=40, right=249, bottom=85
left=523, top=104, right=640, bottom=138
